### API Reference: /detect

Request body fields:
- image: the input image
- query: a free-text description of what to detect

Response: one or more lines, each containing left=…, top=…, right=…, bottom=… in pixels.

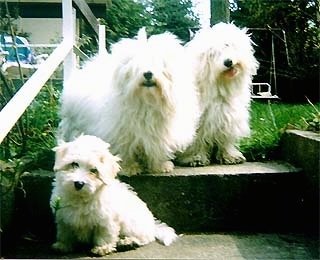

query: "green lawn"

left=241, top=100, right=320, bottom=161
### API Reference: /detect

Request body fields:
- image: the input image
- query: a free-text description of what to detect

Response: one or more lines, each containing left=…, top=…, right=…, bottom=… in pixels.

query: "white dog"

left=58, top=28, right=199, bottom=175
left=50, top=135, right=177, bottom=256
left=176, top=22, right=259, bottom=166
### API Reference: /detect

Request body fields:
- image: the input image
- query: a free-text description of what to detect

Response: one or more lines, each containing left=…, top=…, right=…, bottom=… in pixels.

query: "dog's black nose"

left=224, top=59, right=233, bottom=68
left=143, top=71, right=153, bottom=80
left=74, top=181, right=85, bottom=190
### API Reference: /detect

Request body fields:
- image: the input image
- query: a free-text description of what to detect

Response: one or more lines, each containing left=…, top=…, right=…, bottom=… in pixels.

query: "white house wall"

left=15, top=18, right=62, bottom=44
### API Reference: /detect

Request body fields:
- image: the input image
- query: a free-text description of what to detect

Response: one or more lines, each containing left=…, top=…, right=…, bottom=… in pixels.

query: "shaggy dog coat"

left=58, top=28, right=200, bottom=175
left=176, top=22, right=259, bottom=166
left=51, top=135, right=177, bottom=256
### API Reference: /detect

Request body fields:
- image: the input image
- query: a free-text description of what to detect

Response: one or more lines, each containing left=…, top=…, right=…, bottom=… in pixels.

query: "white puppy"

left=176, top=22, right=259, bottom=166
left=58, top=28, right=199, bottom=175
left=50, top=135, right=177, bottom=256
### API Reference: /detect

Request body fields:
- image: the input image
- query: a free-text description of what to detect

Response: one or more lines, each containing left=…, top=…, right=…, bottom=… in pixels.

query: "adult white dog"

left=58, top=28, right=199, bottom=175
left=176, top=22, right=259, bottom=166
left=50, top=135, right=177, bottom=256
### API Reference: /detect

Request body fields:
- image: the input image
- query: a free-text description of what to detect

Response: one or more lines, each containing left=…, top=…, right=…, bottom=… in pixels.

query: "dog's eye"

left=90, top=168, right=99, bottom=175
left=71, top=162, right=79, bottom=169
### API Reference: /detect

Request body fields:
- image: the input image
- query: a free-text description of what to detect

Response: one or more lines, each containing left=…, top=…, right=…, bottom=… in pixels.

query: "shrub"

left=0, top=78, right=61, bottom=171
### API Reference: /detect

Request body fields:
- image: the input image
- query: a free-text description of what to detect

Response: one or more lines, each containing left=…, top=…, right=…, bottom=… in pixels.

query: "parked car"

left=0, top=34, right=48, bottom=78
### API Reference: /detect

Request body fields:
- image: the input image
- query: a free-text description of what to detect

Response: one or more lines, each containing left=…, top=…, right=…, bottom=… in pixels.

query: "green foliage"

left=0, top=158, right=27, bottom=194
left=298, top=99, right=320, bottom=132
left=103, top=0, right=151, bottom=45
left=231, top=0, right=319, bottom=100
left=0, top=79, right=61, bottom=170
left=0, top=2, right=30, bottom=38
left=145, top=0, right=200, bottom=42
left=0, top=8, right=59, bottom=190
left=50, top=195, right=62, bottom=216
left=80, top=0, right=200, bottom=52
left=79, top=0, right=150, bottom=52
left=241, top=101, right=320, bottom=161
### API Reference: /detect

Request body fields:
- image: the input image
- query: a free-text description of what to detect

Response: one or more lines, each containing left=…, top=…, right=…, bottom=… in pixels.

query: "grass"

left=241, top=100, right=320, bottom=161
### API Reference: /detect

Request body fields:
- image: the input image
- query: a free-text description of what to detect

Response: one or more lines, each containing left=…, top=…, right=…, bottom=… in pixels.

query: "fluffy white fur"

left=176, top=22, right=259, bottom=166
left=58, top=28, right=200, bottom=175
left=50, top=135, right=178, bottom=256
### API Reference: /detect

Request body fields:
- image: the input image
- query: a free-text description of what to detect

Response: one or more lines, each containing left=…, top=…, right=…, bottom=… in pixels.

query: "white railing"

left=0, top=0, right=105, bottom=144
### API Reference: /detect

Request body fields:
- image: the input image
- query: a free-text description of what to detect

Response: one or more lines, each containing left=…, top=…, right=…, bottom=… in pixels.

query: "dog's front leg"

left=216, top=142, right=246, bottom=164
left=121, top=160, right=143, bottom=176
left=151, top=160, right=174, bottom=173
left=91, top=224, right=119, bottom=256
left=52, top=222, right=76, bottom=253
left=175, top=139, right=211, bottom=167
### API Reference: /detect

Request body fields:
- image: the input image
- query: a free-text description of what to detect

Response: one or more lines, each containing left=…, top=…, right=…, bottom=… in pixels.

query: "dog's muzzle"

left=223, top=59, right=239, bottom=78
left=142, top=71, right=156, bottom=87
left=143, top=71, right=153, bottom=80
left=74, top=181, right=85, bottom=190
left=224, top=59, right=233, bottom=68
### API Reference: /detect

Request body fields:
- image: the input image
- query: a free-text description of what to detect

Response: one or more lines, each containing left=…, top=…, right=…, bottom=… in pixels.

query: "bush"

left=0, top=78, right=62, bottom=171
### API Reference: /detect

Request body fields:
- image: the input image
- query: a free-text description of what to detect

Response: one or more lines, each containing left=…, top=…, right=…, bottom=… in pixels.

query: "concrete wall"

left=280, top=129, right=320, bottom=192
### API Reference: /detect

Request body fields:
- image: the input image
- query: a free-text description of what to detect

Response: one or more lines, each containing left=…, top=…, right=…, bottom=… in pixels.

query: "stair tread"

left=30, top=160, right=300, bottom=178
left=3, top=233, right=318, bottom=259
left=166, top=161, right=300, bottom=176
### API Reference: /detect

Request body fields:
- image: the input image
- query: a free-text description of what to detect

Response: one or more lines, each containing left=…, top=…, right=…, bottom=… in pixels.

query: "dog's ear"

left=100, top=153, right=121, bottom=179
left=110, top=154, right=122, bottom=178
left=197, top=49, right=216, bottom=76
left=52, top=144, right=68, bottom=171
left=202, top=47, right=217, bottom=61
left=136, top=27, right=147, bottom=41
left=98, top=153, right=122, bottom=185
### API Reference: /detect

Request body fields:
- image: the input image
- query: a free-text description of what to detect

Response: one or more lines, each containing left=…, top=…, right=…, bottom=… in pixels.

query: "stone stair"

left=2, top=159, right=319, bottom=258
left=121, top=161, right=313, bottom=233
left=3, top=232, right=319, bottom=259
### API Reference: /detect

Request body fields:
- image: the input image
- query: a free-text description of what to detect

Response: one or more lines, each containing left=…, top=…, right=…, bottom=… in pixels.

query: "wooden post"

left=62, top=0, right=76, bottom=81
left=210, top=0, right=230, bottom=26
left=98, top=24, right=106, bottom=54
left=0, top=42, right=71, bottom=144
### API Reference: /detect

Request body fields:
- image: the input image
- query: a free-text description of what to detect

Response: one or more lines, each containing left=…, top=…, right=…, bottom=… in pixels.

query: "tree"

left=102, top=0, right=151, bottom=46
left=145, top=0, right=200, bottom=42
left=82, top=0, right=200, bottom=50
left=231, top=0, right=319, bottom=102
left=79, top=0, right=151, bottom=53
left=210, top=0, right=230, bottom=25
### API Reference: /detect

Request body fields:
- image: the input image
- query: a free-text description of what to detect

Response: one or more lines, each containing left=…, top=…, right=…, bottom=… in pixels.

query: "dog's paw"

left=176, top=154, right=210, bottom=167
left=117, top=237, right=141, bottom=250
left=91, top=243, right=116, bottom=256
left=52, top=241, right=73, bottom=253
left=217, top=150, right=246, bottom=165
left=121, top=162, right=143, bottom=176
left=160, top=161, right=174, bottom=173
left=190, top=154, right=210, bottom=167
left=117, top=237, right=137, bottom=247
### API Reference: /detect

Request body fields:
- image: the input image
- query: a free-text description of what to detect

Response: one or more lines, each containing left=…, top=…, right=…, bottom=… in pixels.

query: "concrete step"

left=2, top=233, right=319, bottom=259
left=120, top=161, right=316, bottom=233
left=281, top=129, right=320, bottom=192
left=8, top=160, right=317, bottom=243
